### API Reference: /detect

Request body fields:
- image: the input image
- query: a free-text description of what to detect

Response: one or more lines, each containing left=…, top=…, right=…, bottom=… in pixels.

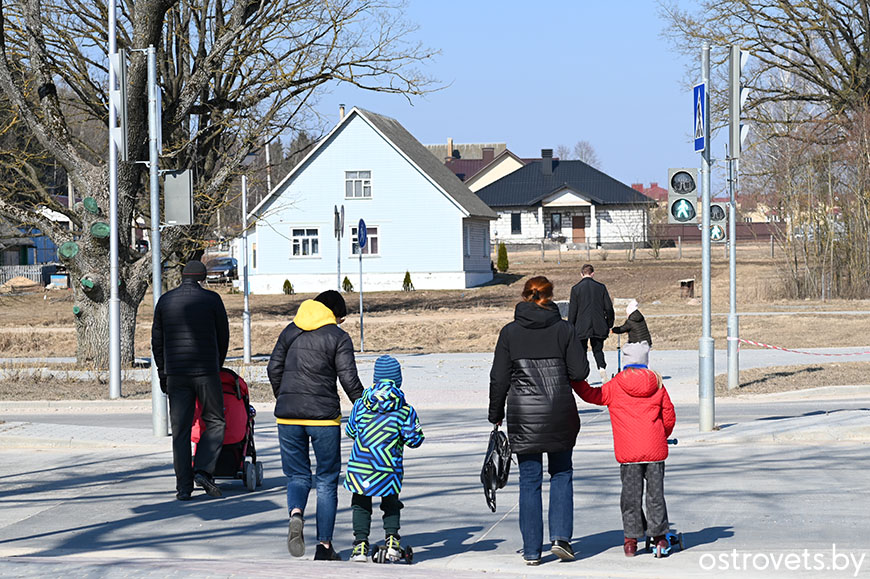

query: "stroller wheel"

left=244, top=462, right=256, bottom=492
left=256, top=462, right=264, bottom=486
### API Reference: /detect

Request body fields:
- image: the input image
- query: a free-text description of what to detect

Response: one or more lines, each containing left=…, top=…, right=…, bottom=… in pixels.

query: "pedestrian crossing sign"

left=694, top=82, right=706, bottom=153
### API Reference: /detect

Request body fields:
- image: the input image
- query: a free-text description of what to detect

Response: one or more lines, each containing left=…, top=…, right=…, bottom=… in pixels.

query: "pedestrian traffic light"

left=709, top=202, right=727, bottom=242
left=729, top=45, right=750, bottom=159
left=668, top=168, right=698, bottom=224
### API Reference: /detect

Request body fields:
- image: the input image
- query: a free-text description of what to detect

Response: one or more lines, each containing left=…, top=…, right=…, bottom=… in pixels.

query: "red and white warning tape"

left=727, top=336, right=870, bottom=356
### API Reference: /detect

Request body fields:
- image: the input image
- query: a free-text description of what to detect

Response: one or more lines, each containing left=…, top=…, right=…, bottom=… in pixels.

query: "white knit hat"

left=626, top=299, right=639, bottom=317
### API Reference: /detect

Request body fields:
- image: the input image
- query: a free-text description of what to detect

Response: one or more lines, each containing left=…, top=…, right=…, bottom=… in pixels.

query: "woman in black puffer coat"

left=489, top=276, right=589, bottom=565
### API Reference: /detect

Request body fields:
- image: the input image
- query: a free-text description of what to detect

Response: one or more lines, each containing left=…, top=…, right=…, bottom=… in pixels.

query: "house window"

left=351, top=225, right=379, bottom=255
left=511, top=213, right=522, bottom=235
left=345, top=171, right=372, bottom=198
left=252, top=243, right=257, bottom=269
left=291, top=228, right=320, bottom=257
left=550, top=213, right=562, bottom=233
left=464, top=224, right=471, bottom=257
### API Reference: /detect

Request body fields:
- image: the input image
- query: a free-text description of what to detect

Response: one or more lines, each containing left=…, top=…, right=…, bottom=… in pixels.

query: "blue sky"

left=326, top=1, right=702, bottom=188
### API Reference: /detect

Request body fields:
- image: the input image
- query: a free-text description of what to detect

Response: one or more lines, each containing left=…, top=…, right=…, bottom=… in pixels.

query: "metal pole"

left=727, top=155, right=739, bottom=390
left=242, top=175, right=251, bottom=364
left=264, top=142, right=272, bottom=195
left=699, top=44, right=715, bottom=432
left=108, top=0, right=121, bottom=399
left=678, top=235, right=682, bottom=259
left=359, top=253, right=364, bottom=352
left=147, top=46, right=168, bottom=435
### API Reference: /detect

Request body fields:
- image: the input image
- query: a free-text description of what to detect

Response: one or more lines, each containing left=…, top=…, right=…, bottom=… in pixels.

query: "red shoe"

left=623, top=537, right=637, bottom=557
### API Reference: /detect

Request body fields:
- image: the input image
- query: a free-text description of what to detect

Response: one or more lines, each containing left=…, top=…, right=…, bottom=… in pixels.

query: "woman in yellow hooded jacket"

left=268, top=290, right=364, bottom=561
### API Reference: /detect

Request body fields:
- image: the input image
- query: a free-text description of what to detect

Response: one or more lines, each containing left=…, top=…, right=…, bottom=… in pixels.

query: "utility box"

left=680, top=278, right=695, bottom=299
left=164, top=169, right=193, bottom=226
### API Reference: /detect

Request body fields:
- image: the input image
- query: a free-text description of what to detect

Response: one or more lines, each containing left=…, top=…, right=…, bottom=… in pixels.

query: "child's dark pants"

left=620, top=461, right=668, bottom=538
left=352, top=493, right=403, bottom=541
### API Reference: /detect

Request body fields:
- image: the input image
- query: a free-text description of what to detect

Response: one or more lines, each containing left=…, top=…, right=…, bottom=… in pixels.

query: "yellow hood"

left=294, top=299, right=337, bottom=331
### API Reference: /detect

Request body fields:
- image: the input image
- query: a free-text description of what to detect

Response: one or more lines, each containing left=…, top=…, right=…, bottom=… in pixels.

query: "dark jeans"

left=517, top=449, right=574, bottom=560
left=351, top=493, right=403, bottom=541
left=620, top=461, right=669, bottom=538
left=277, top=424, right=341, bottom=543
left=579, top=337, right=607, bottom=370
left=168, top=373, right=225, bottom=493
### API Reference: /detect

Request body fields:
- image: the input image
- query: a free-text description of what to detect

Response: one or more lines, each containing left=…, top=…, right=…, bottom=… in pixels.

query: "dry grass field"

left=1, top=243, right=868, bottom=360
left=0, top=244, right=868, bottom=399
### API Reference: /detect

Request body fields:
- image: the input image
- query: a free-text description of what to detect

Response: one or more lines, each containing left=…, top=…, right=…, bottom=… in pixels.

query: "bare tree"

left=663, top=0, right=870, bottom=298
left=573, top=140, right=601, bottom=169
left=0, top=0, right=436, bottom=366
left=554, top=141, right=601, bottom=169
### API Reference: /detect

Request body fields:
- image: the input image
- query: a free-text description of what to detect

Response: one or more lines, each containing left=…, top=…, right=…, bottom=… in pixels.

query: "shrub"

left=402, top=271, right=415, bottom=291
left=343, top=276, right=354, bottom=293
left=497, top=242, right=509, bottom=272
left=282, top=279, right=294, bottom=295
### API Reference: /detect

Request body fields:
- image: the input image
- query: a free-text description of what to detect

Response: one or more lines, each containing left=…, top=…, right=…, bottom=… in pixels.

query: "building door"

left=572, top=216, right=586, bottom=243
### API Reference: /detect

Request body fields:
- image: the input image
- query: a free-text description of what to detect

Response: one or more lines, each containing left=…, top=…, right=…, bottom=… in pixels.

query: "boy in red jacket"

left=571, top=342, right=676, bottom=557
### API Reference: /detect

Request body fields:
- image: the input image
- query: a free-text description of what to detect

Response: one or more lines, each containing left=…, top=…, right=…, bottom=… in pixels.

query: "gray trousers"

left=620, top=461, right=668, bottom=538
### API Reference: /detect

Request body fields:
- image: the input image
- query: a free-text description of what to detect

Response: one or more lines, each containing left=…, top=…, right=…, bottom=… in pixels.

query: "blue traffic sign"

left=694, top=82, right=706, bottom=153
left=358, top=218, right=367, bottom=249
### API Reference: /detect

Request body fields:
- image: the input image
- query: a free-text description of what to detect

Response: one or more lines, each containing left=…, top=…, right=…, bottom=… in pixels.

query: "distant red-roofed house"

left=631, top=182, right=668, bottom=205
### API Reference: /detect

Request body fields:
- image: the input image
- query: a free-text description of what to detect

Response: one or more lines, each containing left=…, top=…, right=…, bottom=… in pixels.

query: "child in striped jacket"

left=343, top=355, right=424, bottom=562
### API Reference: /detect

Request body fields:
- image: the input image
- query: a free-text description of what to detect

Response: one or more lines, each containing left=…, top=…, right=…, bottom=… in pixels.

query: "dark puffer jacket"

left=489, top=301, right=590, bottom=454
left=568, top=277, right=615, bottom=339
left=268, top=299, right=363, bottom=422
left=151, top=278, right=230, bottom=377
left=611, top=310, right=652, bottom=346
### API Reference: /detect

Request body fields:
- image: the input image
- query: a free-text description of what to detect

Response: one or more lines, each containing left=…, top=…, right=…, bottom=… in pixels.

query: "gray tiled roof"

left=475, top=159, right=655, bottom=208
left=361, top=110, right=496, bottom=219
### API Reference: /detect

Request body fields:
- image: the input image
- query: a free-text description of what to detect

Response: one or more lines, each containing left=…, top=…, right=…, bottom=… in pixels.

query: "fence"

left=0, top=264, right=57, bottom=286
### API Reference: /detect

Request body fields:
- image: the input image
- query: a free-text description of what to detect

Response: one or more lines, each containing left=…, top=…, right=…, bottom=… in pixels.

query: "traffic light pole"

left=727, top=44, right=742, bottom=391
left=699, top=44, right=715, bottom=432
left=727, top=157, right=739, bottom=390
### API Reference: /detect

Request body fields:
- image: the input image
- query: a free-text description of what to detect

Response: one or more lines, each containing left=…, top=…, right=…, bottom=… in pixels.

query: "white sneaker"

left=599, top=368, right=609, bottom=383
left=350, top=541, right=369, bottom=562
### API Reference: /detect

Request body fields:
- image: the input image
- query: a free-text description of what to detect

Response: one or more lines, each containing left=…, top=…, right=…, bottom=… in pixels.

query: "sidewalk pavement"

left=2, top=352, right=870, bottom=577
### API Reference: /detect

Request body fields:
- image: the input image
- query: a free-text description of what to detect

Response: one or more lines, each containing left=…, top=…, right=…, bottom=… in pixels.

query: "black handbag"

left=480, top=424, right=511, bottom=512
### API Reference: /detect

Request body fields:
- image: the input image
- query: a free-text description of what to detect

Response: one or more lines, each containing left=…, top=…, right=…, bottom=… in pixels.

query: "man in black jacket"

left=268, top=290, right=363, bottom=561
left=152, top=260, right=230, bottom=500
left=567, top=263, right=615, bottom=383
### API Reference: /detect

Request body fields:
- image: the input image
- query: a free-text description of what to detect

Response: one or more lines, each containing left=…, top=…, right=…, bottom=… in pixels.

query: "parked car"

left=206, top=257, right=238, bottom=282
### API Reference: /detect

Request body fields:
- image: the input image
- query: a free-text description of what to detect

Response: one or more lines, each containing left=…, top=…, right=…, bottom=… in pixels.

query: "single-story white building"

left=475, top=149, right=656, bottom=249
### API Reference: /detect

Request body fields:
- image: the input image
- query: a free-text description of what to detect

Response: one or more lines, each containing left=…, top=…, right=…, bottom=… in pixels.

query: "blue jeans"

left=517, top=449, right=574, bottom=560
left=277, top=424, right=341, bottom=543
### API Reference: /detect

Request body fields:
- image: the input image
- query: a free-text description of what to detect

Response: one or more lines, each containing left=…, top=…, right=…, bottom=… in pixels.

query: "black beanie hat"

left=182, top=260, right=207, bottom=282
left=314, top=290, right=347, bottom=318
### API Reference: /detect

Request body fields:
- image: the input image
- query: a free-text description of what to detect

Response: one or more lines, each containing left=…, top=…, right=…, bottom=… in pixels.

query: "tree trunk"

left=72, top=276, right=144, bottom=367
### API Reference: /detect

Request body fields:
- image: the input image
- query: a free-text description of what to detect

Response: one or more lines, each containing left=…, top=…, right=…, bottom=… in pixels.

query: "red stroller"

left=192, top=368, right=263, bottom=491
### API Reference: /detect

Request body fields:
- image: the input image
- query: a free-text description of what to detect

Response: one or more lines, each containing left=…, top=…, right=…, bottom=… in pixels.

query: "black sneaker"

left=287, top=513, right=305, bottom=557
left=193, top=472, right=222, bottom=498
left=314, top=543, right=342, bottom=561
left=175, top=490, right=192, bottom=501
left=552, top=539, right=575, bottom=561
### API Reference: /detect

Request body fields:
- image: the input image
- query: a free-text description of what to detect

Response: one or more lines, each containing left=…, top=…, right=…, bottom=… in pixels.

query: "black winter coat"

left=568, top=277, right=615, bottom=339
left=611, top=310, right=652, bottom=346
left=268, top=300, right=364, bottom=421
left=489, top=301, right=590, bottom=454
left=151, top=278, right=230, bottom=378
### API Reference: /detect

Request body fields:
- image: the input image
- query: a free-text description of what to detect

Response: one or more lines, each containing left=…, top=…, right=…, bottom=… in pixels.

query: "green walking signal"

left=667, top=168, right=699, bottom=225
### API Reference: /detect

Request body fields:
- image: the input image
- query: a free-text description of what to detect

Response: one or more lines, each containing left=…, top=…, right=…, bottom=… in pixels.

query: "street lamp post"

left=241, top=173, right=251, bottom=364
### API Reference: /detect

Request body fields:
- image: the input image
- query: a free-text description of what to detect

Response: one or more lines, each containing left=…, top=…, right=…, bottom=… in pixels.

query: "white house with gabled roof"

left=246, top=108, right=497, bottom=294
